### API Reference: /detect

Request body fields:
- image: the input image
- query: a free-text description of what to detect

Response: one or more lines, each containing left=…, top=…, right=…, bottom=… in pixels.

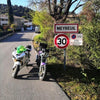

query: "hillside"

left=0, top=4, right=34, bottom=20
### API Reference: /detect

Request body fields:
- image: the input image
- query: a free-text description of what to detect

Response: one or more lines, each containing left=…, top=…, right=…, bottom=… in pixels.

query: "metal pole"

left=64, top=48, right=66, bottom=70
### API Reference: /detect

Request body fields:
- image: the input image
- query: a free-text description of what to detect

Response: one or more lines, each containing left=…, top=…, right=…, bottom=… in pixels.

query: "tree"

left=29, top=0, right=85, bottom=23
left=7, top=0, right=14, bottom=25
left=80, top=0, right=100, bottom=22
left=93, top=0, right=100, bottom=13
left=80, top=1, right=95, bottom=22
left=31, top=11, right=54, bottom=42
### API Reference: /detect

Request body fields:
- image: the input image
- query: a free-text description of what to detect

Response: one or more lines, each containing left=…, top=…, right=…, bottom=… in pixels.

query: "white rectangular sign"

left=70, top=33, right=83, bottom=46
left=54, top=24, right=78, bottom=33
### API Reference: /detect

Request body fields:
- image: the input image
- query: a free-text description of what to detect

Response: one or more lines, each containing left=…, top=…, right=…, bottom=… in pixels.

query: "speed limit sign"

left=54, top=34, right=69, bottom=49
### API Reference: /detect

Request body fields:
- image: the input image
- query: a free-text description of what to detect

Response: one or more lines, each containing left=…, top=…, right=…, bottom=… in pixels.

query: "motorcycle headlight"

left=14, top=59, right=17, bottom=62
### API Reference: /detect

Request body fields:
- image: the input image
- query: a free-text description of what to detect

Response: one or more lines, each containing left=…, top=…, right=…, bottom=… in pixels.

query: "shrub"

left=10, top=24, right=16, bottom=31
left=3, top=25, right=9, bottom=31
left=0, top=29, right=3, bottom=33
left=7, top=29, right=12, bottom=32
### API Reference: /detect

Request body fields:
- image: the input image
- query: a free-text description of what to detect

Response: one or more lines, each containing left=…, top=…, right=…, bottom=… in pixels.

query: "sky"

left=0, top=0, right=29, bottom=7
left=0, top=0, right=83, bottom=13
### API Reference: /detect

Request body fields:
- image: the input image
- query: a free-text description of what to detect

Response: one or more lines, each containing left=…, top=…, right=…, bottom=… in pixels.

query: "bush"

left=0, top=29, right=3, bottom=33
left=66, top=20, right=100, bottom=70
left=3, top=25, right=9, bottom=31
left=31, top=10, right=54, bottom=43
left=10, top=24, right=16, bottom=31
left=7, top=29, right=12, bottom=32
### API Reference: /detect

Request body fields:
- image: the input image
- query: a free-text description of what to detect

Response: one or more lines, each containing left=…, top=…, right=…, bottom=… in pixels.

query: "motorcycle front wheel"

left=39, top=65, right=47, bottom=81
left=12, top=65, right=19, bottom=78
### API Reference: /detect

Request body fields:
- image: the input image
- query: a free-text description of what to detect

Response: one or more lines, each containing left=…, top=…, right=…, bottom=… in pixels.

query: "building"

left=14, top=16, right=25, bottom=29
left=0, top=15, right=8, bottom=26
left=0, top=14, right=32, bottom=28
left=24, top=21, right=32, bottom=26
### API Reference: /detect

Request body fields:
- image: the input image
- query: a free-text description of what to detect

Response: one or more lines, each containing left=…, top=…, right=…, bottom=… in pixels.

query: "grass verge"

left=33, top=35, right=100, bottom=100
left=47, top=64, right=100, bottom=100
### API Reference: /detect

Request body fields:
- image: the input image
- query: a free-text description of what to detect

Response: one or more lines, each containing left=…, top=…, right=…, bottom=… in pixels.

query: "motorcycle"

left=12, top=45, right=32, bottom=78
left=36, top=43, right=49, bottom=81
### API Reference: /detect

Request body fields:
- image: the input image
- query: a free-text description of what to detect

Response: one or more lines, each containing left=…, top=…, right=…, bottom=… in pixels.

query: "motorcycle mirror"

left=15, top=47, right=17, bottom=50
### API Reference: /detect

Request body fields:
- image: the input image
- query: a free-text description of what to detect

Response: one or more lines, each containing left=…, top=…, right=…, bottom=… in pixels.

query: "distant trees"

left=7, top=0, right=14, bottom=25
left=0, top=4, right=34, bottom=20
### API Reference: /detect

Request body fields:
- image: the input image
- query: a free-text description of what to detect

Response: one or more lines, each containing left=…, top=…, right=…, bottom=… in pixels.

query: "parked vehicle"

left=35, top=26, right=40, bottom=33
left=12, top=45, right=32, bottom=78
left=26, top=26, right=33, bottom=31
left=36, top=43, right=49, bottom=81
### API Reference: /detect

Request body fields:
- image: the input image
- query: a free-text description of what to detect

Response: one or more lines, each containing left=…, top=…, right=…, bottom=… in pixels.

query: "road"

left=0, top=31, right=69, bottom=100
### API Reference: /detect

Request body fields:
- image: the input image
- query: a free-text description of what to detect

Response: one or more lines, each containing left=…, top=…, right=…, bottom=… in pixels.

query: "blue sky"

left=0, top=0, right=28, bottom=7
left=0, top=0, right=83, bottom=13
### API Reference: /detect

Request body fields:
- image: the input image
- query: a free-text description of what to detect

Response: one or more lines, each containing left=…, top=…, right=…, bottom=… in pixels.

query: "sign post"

left=54, top=34, right=69, bottom=70
left=64, top=48, right=66, bottom=70
left=54, top=23, right=79, bottom=70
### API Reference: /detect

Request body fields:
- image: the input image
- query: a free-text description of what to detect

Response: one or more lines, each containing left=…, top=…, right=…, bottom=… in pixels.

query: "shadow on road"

left=17, top=67, right=39, bottom=80
left=0, top=32, right=32, bottom=43
left=16, top=64, right=55, bottom=82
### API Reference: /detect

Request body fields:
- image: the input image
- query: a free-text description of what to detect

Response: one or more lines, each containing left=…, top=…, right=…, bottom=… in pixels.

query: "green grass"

left=33, top=35, right=100, bottom=100
left=47, top=64, right=100, bottom=100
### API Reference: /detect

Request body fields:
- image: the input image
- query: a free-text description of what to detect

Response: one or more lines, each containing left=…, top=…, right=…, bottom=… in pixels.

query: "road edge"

left=31, top=33, right=70, bottom=100
left=0, top=32, right=15, bottom=41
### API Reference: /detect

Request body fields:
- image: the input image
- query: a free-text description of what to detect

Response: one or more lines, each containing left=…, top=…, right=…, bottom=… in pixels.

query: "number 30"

left=57, top=38, right=67, bottom=45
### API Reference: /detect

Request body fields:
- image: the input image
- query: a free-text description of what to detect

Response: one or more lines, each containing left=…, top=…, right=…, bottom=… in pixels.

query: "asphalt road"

left=0, top=31, right=70, bottom=100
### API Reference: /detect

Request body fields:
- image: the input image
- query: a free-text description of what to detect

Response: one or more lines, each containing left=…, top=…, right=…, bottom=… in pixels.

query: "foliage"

left=10, top=24, right=16, bottom=29
left=31, top=10, right=54, bottom=43
left=7, top=0, right=14, bottom=24
left=48, top=64, right=100, bottom=100
left=3, top=25, right=9, bottom=31
left=80, top=1, right=95, bottom=22
left=81, top=21, right=100, bottom=69
left=0, top=25, right=3, bottom=31
left=32, top=1, right=100, bottom=99
left=80, top=0, right=100, bottom=22
left=67, top=1, right=100, bottom=70
left=7, top=29, right=12, bottom=32
left=0, top=29, right=3, bottom=33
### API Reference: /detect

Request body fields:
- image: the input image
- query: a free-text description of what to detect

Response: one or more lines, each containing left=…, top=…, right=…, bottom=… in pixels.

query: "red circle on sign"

left=54, top=34, right=69, bottom=49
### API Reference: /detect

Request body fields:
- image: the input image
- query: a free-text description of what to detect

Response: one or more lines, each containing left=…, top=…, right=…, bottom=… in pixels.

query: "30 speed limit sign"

left=54, top=34, right=69, bottom=49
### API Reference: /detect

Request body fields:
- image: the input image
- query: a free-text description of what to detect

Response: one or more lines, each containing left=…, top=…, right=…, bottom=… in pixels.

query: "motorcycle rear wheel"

left=39, top=65, right=47, bottom=81
left=12, top=65, right=19, bottom=78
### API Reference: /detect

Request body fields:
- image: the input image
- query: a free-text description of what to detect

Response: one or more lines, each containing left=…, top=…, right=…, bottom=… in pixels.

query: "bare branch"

left=59, top=0, right=64, bottom=14
left=71, top=3, right=85, bottom=13
left=48, top=0, right=52, bottom=14
left=28, top=0, right=85, bottom=23
left=76, top=0, right=82, bottom=7
left=28, top=0, right=45, bottom=7
left=61, top=0, right=72, bottom=22
left=71, top=0, right=78, bottom=5
left=64, top=0, right=72, bottom=14
left=53, top=0, right=57, bottom=14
